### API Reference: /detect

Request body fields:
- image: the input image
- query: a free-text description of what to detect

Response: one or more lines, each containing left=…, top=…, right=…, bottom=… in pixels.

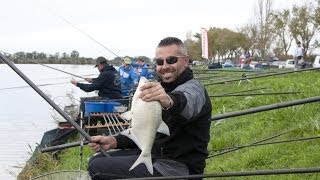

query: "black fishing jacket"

left=77, top=65, right=122, bottom=99
left=116, top=67, right=212, bottom=175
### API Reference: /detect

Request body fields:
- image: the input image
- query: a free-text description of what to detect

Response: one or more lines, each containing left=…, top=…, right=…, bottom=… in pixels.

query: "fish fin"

left=120, top=129, right=143, bottom=150
left=157, top=120, right=170, bottom=136
left=120, top=111, right=132, bottom=120
left=129, top=154, right=153, bottom=175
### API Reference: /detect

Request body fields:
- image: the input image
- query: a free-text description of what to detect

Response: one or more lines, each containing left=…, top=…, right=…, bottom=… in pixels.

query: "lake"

left=0, top=64, right=99, bottom=179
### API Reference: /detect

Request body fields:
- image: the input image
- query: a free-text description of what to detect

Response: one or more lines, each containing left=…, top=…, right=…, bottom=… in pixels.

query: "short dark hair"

left=297, top=41, right=301, bottom=44
left=137, top=58, right=144, bottom=62
left=157, top=37, right=187, bottom=55
left=95, top=56, right=108, bottom=67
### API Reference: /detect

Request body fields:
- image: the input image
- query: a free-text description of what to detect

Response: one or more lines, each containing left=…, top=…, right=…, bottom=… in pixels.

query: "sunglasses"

left=155, top=56, right=185, bottom=66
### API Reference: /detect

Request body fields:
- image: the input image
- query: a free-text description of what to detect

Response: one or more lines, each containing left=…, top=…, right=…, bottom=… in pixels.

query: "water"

left=0, top=64, right=99, bottom=179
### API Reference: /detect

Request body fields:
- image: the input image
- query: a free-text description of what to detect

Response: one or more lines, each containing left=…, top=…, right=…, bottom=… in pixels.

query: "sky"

left=0, top=0, right=302, bottom=59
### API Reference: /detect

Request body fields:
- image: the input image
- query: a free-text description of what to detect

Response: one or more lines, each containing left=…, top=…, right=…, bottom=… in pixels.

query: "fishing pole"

left=204, top=67, right=320, bottom=86
left=209, top=91, right=300, bottom=98
left=207, top=129, right=293, bottom=158
left=214, top=87, right=269, bottom=96
left=1, top=51, right=88, bottom=80
left=45, top=6, right=120, bottom=58
left=211, top=96, right=320, bottom=121
left=0, top=52, right=110, bottom=157
left=209, top=135, right=320, bottom=156
left=118, top=167, right=320, bottom=179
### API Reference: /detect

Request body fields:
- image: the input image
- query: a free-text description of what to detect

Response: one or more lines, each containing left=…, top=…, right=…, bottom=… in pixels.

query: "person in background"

left=70, top=56, right=122, bottom=113
left=118, top=57, right=139, bottom=96
left=87, top=37, right=212, bottom=179
left=293, top=40, right=304, bottom=70
left=70, top=56, right=122, bottom=99
left=136, top=58, right=149, bottom=79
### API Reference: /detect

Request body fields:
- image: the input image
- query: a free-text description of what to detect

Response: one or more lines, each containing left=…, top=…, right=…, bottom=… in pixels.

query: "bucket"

left=84, top=101, right=121, bottom=116
left=104, top=101, right=121, bottom=112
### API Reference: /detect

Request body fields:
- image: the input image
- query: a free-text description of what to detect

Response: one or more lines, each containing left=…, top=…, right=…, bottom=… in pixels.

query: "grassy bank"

left=19, top=69, right=320, bottom=179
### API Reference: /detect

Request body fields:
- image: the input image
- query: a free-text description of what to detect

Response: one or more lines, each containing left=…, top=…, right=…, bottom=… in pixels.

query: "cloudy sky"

left=0, top=0, right=301, bottom=59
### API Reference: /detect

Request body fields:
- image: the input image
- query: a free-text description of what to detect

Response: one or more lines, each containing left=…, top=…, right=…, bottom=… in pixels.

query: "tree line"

left=185, top=0, right=320, bottom=62
left=1, top=0, right=319, bottom=65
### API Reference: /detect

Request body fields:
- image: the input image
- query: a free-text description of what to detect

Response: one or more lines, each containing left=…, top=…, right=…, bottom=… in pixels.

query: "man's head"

left=123, top=57, right=131, bottom=69
left=155, top=37, right=189, bottom=83
left=95, top=56, right=108, bottom=72
left=297, top=41, right=301, bottom=46
left=136, top=58, right=145, bottom=66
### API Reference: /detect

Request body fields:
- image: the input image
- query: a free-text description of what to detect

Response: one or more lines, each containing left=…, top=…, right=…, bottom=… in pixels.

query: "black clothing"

left=88, top=149, right=162, bottom=180
left=77, top=65, right=122, bottom=99
left=115, top=67, right=212, bottom=175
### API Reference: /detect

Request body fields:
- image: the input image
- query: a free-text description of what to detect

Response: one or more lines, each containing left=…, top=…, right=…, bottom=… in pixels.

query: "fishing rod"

left=45, top=6, right=120, bottom=58
left=213, top=87, right=268, bottom=96
left=209, top=135, right=320, bottom=157
left=209, top=91, right=300, bottom=98
left=1, top=51, right=88, bottom=80
left=0, top=80, right=90, bottom=91
left=204, top=67, right=320, bottom=86
left=118, top=167, right=320, bottom=179
left=192, top=68, right=259, bottom=73
left=208, top=129, right=293, bottom=158
left=0, top=52, right=110, bottom=157
left=211, top=96, right=320, bottom=121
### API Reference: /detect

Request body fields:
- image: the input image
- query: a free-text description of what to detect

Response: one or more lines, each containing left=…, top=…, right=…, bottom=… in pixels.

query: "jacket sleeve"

left=130, top=70, right=139, bottom=84
left=169, top=80, right=207, bottom=120
left=77, top=72, right=108, bottom=92
left=140, top=67, right=149, bottom=77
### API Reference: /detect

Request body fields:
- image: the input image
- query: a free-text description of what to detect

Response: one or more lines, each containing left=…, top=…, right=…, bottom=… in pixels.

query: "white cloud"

left=0, top=0, right=302, bottom=59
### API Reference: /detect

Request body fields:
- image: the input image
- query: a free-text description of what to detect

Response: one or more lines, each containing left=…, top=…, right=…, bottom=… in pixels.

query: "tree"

left=70, top=50, right=80, bottom=59
left=271, top=9, right=294, bottom=56
left=253, top=0, right=275, bottom=60
left=289, top=2, right=318, bottom=56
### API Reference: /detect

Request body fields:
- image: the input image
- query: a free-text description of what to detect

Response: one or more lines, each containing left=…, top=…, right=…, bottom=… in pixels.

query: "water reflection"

left=0, top=64, right=97, bottom=179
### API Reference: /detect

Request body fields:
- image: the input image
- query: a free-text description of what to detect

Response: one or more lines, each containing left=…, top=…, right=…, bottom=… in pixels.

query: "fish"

left=120, top=77, right=170, bottom=174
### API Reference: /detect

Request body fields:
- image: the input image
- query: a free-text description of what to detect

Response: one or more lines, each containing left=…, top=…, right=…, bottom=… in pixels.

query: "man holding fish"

left=87, top=37, right=212, bottom=179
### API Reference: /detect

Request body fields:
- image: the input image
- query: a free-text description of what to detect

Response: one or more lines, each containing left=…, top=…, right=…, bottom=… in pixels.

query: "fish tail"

left=129, top=154, right=153, bottom=175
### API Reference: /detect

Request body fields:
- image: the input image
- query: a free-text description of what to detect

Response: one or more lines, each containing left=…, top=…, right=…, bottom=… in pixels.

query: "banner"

left=201, top=28, right=208, bottom=59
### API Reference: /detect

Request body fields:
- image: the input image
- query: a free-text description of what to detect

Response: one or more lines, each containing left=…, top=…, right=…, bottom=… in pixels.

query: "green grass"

left=204, top=70, right=320, bottom=179
left=19, top=69, right=320, bottom=179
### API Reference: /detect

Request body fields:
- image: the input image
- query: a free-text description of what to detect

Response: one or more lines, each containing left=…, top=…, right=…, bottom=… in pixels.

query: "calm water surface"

left=0, top=64, right=98, bottom=179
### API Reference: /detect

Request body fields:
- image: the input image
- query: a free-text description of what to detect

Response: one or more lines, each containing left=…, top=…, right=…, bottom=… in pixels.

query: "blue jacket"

left=118, top=65, right=139, bottom=95
left=77, top=65, right=122, bottom=99
left=137, top=63, right=149, bottom=78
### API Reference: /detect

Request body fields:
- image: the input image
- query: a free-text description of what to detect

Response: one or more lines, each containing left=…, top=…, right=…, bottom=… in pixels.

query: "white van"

left=285, top=59, right=295, bottom=68
left=313, top=56, right=320, bottom=68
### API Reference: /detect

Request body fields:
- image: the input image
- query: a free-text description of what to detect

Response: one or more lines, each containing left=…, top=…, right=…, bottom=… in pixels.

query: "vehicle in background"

left=285, top=59, right=295, bottom=68
left=254, top=63, right=269, bottom=70
left=313, top=56, right=320, bottom=68
left=208, top=62, right=222, bottom=69
left=270, top=61, right=286, bottom=68
left=222, top=60, right=234, bottom=68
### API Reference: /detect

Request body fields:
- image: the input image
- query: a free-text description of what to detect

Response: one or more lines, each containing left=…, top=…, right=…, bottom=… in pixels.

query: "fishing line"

left=0, top=51, right=88, bottom=80
left=0, top=80, right=86, bottom=91
left=44, top=6, right=120, bottom=58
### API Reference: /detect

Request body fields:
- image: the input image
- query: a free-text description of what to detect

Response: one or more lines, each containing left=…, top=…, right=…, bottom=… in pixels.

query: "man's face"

left=137, top=60, right=144, bottom=66
left=124, top=64, right=130, bottom=69
left=155, top=44, right=189, bottom=83
left=97, top=64, right=104, bottom=72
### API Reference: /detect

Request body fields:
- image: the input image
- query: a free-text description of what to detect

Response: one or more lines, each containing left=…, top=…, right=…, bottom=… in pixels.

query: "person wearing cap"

left=118, top=57, right=139, bottom=96
left=70, top=56, right=122, bottom=99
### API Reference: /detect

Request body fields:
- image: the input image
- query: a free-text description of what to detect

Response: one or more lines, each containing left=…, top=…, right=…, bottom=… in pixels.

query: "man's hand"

left=88, top=135, right=117, bottom=152
left=70, top=78, right=77, bottom=85
left=139, top=82, right=173, bottom=109
left=85, top=78, right=93, bottom=83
